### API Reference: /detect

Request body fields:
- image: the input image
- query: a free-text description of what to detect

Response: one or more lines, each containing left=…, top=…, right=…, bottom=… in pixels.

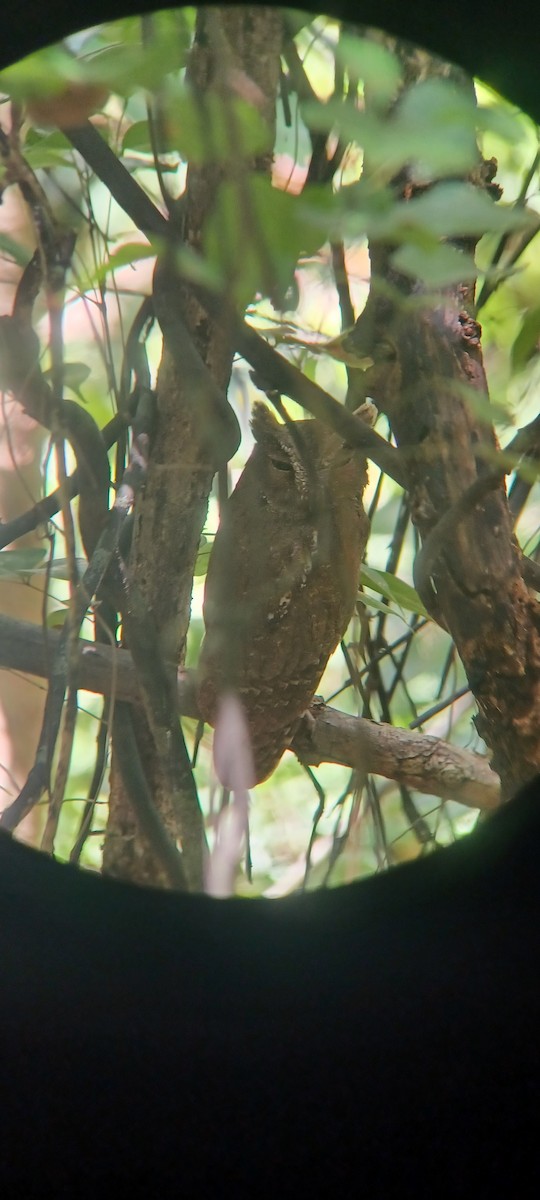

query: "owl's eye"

left=270, top=458, right=294, bottom=472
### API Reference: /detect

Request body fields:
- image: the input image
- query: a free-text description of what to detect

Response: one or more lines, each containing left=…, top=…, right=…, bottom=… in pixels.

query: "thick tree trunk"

left=349, top=45, right=540, bottom=799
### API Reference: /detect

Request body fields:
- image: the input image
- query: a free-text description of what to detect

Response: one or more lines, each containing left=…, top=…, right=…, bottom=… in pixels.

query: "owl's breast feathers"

left=197, top=408, right=370, bottom=784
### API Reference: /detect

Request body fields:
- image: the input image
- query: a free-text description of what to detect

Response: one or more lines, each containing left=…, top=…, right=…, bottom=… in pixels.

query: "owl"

left=197, top=402, right=372, bottom=786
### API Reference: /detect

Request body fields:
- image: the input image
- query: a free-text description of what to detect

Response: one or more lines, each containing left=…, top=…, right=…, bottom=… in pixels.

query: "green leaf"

left=477, top=101, right=525, bottom=144
left=72, top=40, right=187, bottom=97
left=106, top=242, right=157, bottom=271
left=395, top=182, right=534, bottom=239
left=25, top=145, right=76, bottom=170
left=0, top=548, right=48, bottom=577
left=334, top=34, right=402, bottom=107
left=398, top=77, right=476, bottom=127
left=360, top=565, right=429, bottom=618
left=513, top=459, right=540, bottom=485
left=24, top=127, right=75, bottom=170
left=301, top=98, right=380, bottom=156
left=0, top=15, right=189, bottom=105
left=357, top=593, right=405, bottom=619
left=122, top=121, right=152, bottom=154
left=0, top=47, right=84, bottom=101
left=91, top=241, right=158, bottom=287
left=47, top=609, right=68, bottom=629
left=394, top=78, right=479, bottom=177
left=302, top=77, right=481, bottom=182
left=448, top=380, right=511, bottom=427
left=511, top=305, right=540, bottom=371
left=391, top=241, right=479, bottom=287
left=171, top=245, right=224, bottom=291
left=0, top=553, right=88, bottom=581
left=194, top=541, right=212, bottom=577
left=0, top=233, right=33, bottom=267
left=122, top=119, right=196, bottom=163
left=47, top=558, right=88, bottom=580
left=300, top=175, right=390, bottom=244
left=86, top=237, right=222, bottom=295
left=165, top=87, right=272, bottom=165
left=204, top=176, right=327, bottom=308
left=335, top=179, right=534, bottom=250
left=43, top=362, right=92, bottom=392
left=24, top=127, right=73, bottom=150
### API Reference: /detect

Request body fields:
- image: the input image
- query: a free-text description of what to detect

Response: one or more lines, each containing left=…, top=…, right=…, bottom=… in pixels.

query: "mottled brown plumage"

left=197, top=402, right=372, bottom=786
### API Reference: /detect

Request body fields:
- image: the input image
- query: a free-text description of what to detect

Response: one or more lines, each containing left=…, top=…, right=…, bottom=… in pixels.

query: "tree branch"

left=62, top=119, right=405, bottom=485
left=0, top=614, right=500, bottom=812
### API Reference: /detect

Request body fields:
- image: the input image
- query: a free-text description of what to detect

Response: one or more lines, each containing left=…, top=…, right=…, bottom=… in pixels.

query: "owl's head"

left=248, top=401, right=373, bottom=515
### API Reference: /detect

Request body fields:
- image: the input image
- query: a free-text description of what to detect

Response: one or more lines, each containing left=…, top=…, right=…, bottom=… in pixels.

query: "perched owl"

left=197, top=402, right=372, bottom=786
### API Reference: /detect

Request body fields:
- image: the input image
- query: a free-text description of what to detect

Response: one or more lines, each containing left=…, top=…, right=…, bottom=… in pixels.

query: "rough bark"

left=347, top=47, right=540, bottom=799
left=0, top=614, right=500, bottom=812
left=104, top=7, right=284, bottom=887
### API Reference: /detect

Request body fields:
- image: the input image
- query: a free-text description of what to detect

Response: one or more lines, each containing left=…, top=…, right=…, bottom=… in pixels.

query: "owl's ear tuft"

left=250, top=403, right=294, bottom=466
left=250, top=402, right=281, bottom=445
left=250, top=403, right=311, bottom=491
